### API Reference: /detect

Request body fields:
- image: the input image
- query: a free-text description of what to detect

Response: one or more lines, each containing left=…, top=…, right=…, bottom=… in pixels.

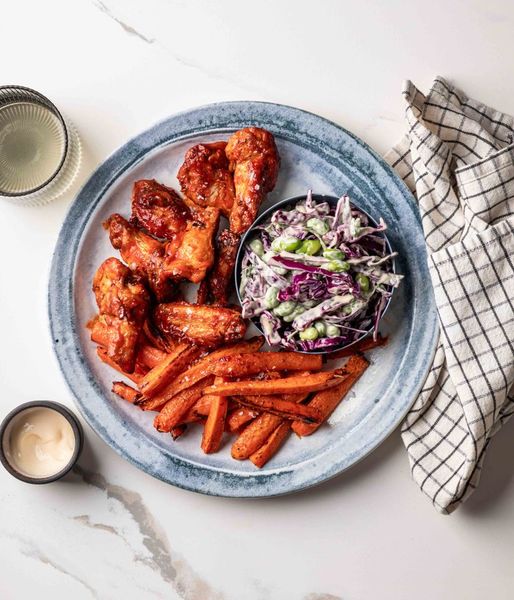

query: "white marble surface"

left=1, top=1, right=514, bottom=598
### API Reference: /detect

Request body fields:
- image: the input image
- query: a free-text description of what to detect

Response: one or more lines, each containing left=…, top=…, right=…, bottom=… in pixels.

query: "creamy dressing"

left=6, top=408, right=75, bottom=478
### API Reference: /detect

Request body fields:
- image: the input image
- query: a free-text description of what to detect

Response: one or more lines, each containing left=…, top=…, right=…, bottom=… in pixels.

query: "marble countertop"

left=1, top=1, right=513, bottom=598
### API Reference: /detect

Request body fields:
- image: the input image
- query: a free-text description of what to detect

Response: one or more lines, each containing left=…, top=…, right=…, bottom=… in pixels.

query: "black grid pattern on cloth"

left=385, top=77, right=514, bottom=514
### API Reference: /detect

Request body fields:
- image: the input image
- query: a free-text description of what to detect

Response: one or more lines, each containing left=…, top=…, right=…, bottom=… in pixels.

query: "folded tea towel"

left=385, top=77, right=514, bottom=514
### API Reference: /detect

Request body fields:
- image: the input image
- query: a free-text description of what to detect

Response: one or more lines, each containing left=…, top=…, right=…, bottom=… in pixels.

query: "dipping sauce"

left=4, top=407, right=75, bottom=478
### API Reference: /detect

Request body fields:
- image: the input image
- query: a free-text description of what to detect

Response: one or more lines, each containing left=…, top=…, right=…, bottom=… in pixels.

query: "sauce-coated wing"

left=131, top=179, right=191, bottom=240
left=177, top=142, right=235, bottom=217
left=154, top=302, right=247, bottom=348
left=105, top=214, right=176, bottom=302
left=163, top=206, right=220, bottom=284
left=225, top=128, right=280, bottom=234
left=91, top=257, right=150, bottom=372
left=203, top=230, right=240, bottom=306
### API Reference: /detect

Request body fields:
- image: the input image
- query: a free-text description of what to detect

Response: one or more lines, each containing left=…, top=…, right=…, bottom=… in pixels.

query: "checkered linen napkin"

left=385, top=77, right=514, bottom=514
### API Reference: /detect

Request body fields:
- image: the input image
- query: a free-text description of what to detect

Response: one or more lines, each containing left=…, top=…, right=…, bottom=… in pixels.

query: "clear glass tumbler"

left=0, top=85, right=81, bottom=206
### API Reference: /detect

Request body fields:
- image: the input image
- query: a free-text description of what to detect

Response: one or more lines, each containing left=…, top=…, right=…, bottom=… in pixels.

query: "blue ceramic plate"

left=49, top=102, right=438, bottom=497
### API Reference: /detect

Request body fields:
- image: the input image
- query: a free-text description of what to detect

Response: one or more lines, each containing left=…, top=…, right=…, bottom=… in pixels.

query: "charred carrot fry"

left=112, top=381, right=141, bottom=403
left=249, top=422, right=291, bottom=468
left=231, top=392, right=309, bottom=460
left=139, top=344, right=199, bottom=397
left=234, top=395, right=322, bottom=424
left=137, top=344, right=168, bottom=369
left=138, top=336, right=264, bottom=412
left=201, top=378, right=228, bottom=454
left=212, top=352, right=322, bottom=378
left=97, top=347, right=141, bottom=384
left=204, top=369, right=345, bottom=397
left=226, top=407, right=260, bottom=433
left=153, top=377, right=214, bottom=432
left=170, top=424, right=187, bottom=440
left=328, top=334, right=388, bottom=360
left=292, top=354, right=369, bottom=436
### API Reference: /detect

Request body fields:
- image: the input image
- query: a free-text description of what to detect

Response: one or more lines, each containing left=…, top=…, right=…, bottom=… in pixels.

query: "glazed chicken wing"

left=105, top=214, right=175, bottom=302
left=131, top=179, right=191, bottom=240
left=91, top=257, right=150, bottom=372
left=225, top=127, right=280, bottom=235
left=164, top=205, right=220, bottom=284
left=154, top=302, right=247, bottom=348
left=177, top=142, right=235, bottom=217
left=201, top=230, right=241, bottom=306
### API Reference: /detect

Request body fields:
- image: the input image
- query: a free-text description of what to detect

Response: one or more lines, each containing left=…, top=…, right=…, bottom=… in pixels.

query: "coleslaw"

left=239, top=192, right=402, bottom=351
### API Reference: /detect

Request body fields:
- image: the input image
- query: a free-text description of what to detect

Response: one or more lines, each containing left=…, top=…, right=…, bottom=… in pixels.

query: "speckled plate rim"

left=48, top=101, right=439, bottom=497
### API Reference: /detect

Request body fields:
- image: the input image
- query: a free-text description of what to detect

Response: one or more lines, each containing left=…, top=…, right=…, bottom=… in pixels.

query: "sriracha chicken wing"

left=164, top=205, right=220, bottom=284
left=105, top=214, right=176, bottom=302
left=225, top=127, right=280, bottom=235
left=131, top=179, right=191, bottom=240
left=91, top=257, right=150, bottom=372
left=177, top=142, right=235, bottom=217
left=154, top=302, right=247, bottom=348
left=202, top=230, right=241, bottom=306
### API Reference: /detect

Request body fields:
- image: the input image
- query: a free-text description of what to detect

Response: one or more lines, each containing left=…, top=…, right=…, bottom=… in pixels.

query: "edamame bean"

left=326, top=324, right=340, bottom=337
left=356, top=273, right=370, bottom=292
left=325, top=260, right=350, bottom=272
left=273, top=301, right=297, bottom=317
left=323, top=248, right=345, bottom=261
left=271, top=236, right=301, bottom=252
left=249, top=238, right=264, bottom=257
left=296, top=239, right=321, bottom=255
left=299, top=327, right=319, bottom=341
left=283, top=306, right=305, bottom=322
left=314, top=321, right=326, bottom=336
left=306, top=218, right=329, bottom=235
left=263, top=286, right=280, bottom=309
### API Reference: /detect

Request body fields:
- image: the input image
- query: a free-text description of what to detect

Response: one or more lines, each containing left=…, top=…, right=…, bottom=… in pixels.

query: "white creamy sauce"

left=6, top=408, right=75, bottom=478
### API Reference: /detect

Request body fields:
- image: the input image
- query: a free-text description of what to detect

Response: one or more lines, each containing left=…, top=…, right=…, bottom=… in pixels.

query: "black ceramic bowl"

left=234, top=193, right=397, bottom=354
left=0, top=401, right=83, bottom=484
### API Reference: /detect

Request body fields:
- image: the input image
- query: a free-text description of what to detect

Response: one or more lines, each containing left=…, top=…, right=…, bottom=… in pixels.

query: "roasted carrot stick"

left=137, top=344, right=168, bottom=369
left=212, top=352, right=322, bottom=378
left=292, top=354, right=369, bottom=436
left=249, top=422, right=291, bottom=468
left=97, top=347, right=141, bottom=384
left=328, top=334, right=388, bottom=359
left=139, top=344, right=199, bottom=397
left=226, top=407, right=260, bottom=432
left=234, top=395, right=322, bottom=423
left=112, top=381, right=141, bottom=403
left=138, top=336, right=264, bottom=412
left=231, top=392, right=309, bottom=460
left=153, top=377, right=214, bottom=432
left=170, top=424, right=187, bottom=440
left=201, top=378, right=228, bottom=454
left=204, top=369, right=345, bottom=397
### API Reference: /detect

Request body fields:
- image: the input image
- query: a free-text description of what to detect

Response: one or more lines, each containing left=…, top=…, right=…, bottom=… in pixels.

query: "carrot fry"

left=328, top=334, right=388, bottom=359
left=171, top=424, right=187, bottom=440
left=231, top=391, right=309, bottom=460
left=139, top=336, right=264, bottom=412
left=112, top=381, right=141, bottom=403
left=250, top=422, right=291, bottom=468
left=212, top=352, right=322, bottom=378
left=137, top=344, right=168, bottom=369
left=234, top=395, right=322, bottom=424
left=226, top=407, right=260, bottom=432
left=153, top=377, right=214, bottom=432
left=204, top=369, right=345, bottom=397
left=139, top=344, right=199, bottom=397
left=201, top=378, right=228, bottom=454
left=97, top=347, right=141, bottom=384
left=292, top=354, right=369, bottom=436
